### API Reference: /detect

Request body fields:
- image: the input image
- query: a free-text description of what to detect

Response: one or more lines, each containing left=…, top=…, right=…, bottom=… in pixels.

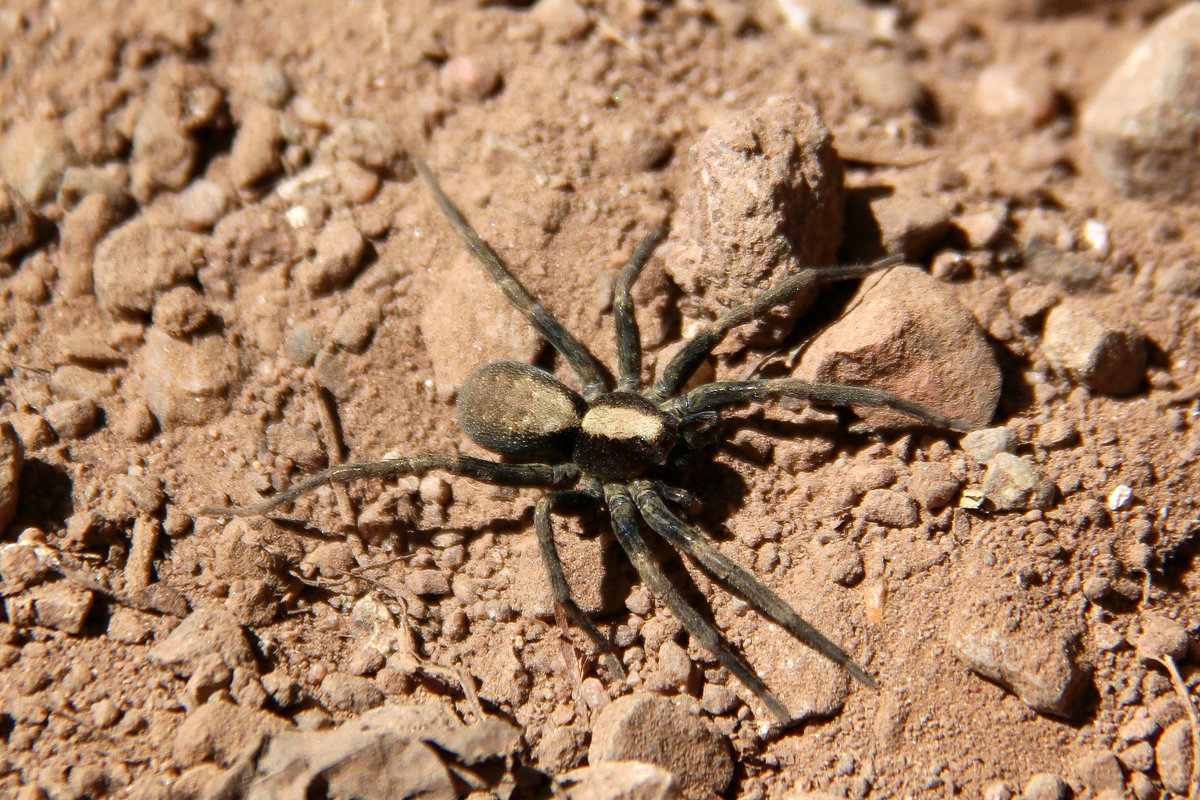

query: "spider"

left=204, top=156, right=976, bottom=724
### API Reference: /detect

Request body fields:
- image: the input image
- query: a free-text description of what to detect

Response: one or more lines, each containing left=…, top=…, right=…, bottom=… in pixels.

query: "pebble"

left=42, top=399, right=100, bottom=439
left=858, top=488, right=920, bottom=528
left=7, top=413, right=54, bottom=451
left=1117, top=711, right=1161, bottom=746
left=981, top=453, right=1055, bottom=511
left=4, top=583, right=94, bottom=634
left=1021, top=772, right=1070, bottom=800
left=58, top=193, right=130, bottom=297
left=131, top=62, right=227, bottom=201
left=530, top=0, right=591, bottom=43
left=153, top=285, right=211, bottom=338
left=440, top=55, right=502, bottom=102
left=1081, top=2, right=1200, bottom=200
left=175, top=179, right=232, bottom=231
left=1024, top=240, right=1099, bottom=288
left=0, top=423, right=22, bottom=532
left=0, top=118, right=82, bottom=203
left=333, top=160, right=381, bottom=204
left=1009, top=284, right=1061, bottom=324
left=1130, top=772, right=1157, bottom=800
left=320, top=672, right=385, bottom=713
left=50, top=365, right=118, bottom=402
left=316, top=118, right=405, bottom=172
left=148, top=607, right=257, bottom=678
left=182, top=653, right=233, bottom=710
left=907, top=462, right=963, bottom=510
left=972, top=63, right=1058, bottom=127
left=229, top=106, right=283, bottom=189
left=589, top=693, right=732, bottom=800
left=961, top=426, right=1018, bottom=464
left=1117, top=741, right=1155, bottom=773
left=225, top=577, right=282, bottom=626
left=1156, top=718, right=1192, bottom=795
left=295, top=218, right=367, bottom=294
left=850, top=59, right=926, bottom=114
left=647, top=639, right=694, bottom=694
left=665, top=97, right=843, bottom=343
left=561, top=762, right=683, bottom=800
left=797, top=266, right=1000, bottom=429
left=404, top=569, right=451, bottom=597
left=949, top=592, right=1084, bottom=716
left=330, top=304, right=381, bottom=352
left=172, top=699, right=288, bottom=768
left=955, top=207, right=1007, bottom=250
left=1069, top=750, right=1125, bottom=795
left=1042, top=299, right=1146, bottom=395
left=1034, top=419, right=1078, bottom=449
left=261, top=670, right=301, bottom=708
left=0, top=180, right=43, bottom=261
left=92, top=219, right=203, bottom=315
left=134, top=329, right=240, bottom=428
left=818, top=538, right=865, bottom=587
left=843, top=191, right=950, bottom=262
left=1135, top=613, right=1190, bottom=662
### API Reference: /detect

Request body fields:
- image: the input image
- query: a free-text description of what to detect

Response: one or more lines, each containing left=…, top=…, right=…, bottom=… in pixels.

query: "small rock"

left=172, top=699, right=288, bottom=768
left=818, top=538, right=865, bottom=587
left=332, top=160, right=381, bottom=204
left=175, top=179, right=232, bottom=231
left=561, top=762, right=683, bottom=800
left=230, top=668, right=269, bottom=709
left=972, top=63, right=1058, bottom=127
left=316, top=118, right=405, bottom=172
left=229, top=106, right=283, bottom=189
left=1136, top=613, right=1190, bottom=662
left=404, top=569, right=451, bottom=597
left=647, top=639, right=694, bottom=694
left=961, top=426, right=1018, bottom=464
left=1069, top=750, right=1125, bottom=795
left=345, top=645, right=386, bottom=677
left=1024, top=240, right=1099, bottom=288
left=149, top=607, right=257, bottom=678
left=0, top=423, right=23, bottom=532
left=183, top=653, right=233, bottom=710
left=1129, top=772, right=1158, bottom=800
left=843, top=190, right=951, bottom=262
left=153, top=285, right=211, bottom=337
left=1156, top=718, right=1193, bottom=796
left=58, top=192, right=130, bottom=297
left=1042, top=299, right=1146, bottom=395
left=1009, top=284, right=1061, bottom=324
left=440, top=55, right=502, bottom=101
left=858, top=488, right=919, bottom=528
left=949, top=584, right=1085, bottom=717
left=1021, top=772, right=1070, bottom=800
left=1117, top=712, right=1160, bottom=746
left=225, top=577, right=282, bottom=626
left=589, top=693, right=732, bottom=800
left=106, top=607, right=151, bottom=644
left=42, top=399, right=100, bottom=439
left=0, top=118, right=82, bottom=203
left=850, top=60, right=926, bottom=114
left=134, top=329, right=240, bottom=428
left=330, top=304, right=381, bottom=352
left=295, top=218, right=367, bottom=294
left=982, top=453, right=1056, bottom=511
left=1081, top=2, right=1200, bottom=200
left=0, top=543, right=50, bottom=591
left=908, top=462, right=963, bottom=510
left=50, top=365, right=118, bottom=402
left=93, top=219, right=203, bottom=315
left=530, top=0, right=591, bottom=42
left=5, top=582, right=93, bottom=634
left=956, top=207, right=1008, bottom=250
left=0, top=181, right=43, bottom=261
left=7, top=412, right=55, bottom=451
left=320, top=672, right=385, bottom=713
left=1117, top=741, right=1155, bottom=773
left=261, top=670, right=301, bottom=708
left=798, top=266, right=1000, bottom=429
left=1035, top=420, right=1079, bottom=449
left=665, top=97, right=844, bottom=344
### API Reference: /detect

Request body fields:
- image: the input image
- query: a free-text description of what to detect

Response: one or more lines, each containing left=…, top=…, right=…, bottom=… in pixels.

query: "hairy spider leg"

left=201, top=456, right=578, bottom=518
left=668, top=379, right=981, bottom=433
left=534, top=489, right=627, bottom=679
left=613, top=226, right=668, bottom=392
left=631, top=479, right=877, bottom=690
left=604, top=482, right=793, bottom=724
left=644, top=255, right=906, bottom=403
left=413, top=156, right=610, bottom=400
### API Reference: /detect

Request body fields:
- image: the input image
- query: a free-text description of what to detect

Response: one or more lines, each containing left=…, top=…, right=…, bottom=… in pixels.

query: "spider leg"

left=412, top=156, right=610, bottom=399
left=645, top=255, right=904, bottom=402
left=603, top=482, right=792, bottom=724
left=631, top=479, right=877, bottom=690
left=666, top=378, right=980, bottom=433
left=613, top=227, right=667, bottom=392
left=201, top=455, right=578, bottom=518
left=535, top=491, right=627, bottom=679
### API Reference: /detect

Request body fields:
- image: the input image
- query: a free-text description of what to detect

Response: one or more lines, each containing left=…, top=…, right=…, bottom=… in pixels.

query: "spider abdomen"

left=574, top=392, right=677, bottom=480
left=457, top=361, right=586, bottom=462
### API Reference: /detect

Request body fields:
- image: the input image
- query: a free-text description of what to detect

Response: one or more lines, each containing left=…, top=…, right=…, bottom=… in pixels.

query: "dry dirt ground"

left=2, top=0, right=1200, bottom=798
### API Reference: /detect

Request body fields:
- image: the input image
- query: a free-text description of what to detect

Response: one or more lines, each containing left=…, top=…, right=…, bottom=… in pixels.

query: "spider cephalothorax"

left=205, top=156, right=976, bottom=724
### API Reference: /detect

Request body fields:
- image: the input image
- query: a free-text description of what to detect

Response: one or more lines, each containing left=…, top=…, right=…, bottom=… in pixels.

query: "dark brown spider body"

left=204, top=155, right=980, bottom=726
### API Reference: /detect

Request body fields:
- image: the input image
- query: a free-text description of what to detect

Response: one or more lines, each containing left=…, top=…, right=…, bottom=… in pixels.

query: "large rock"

left=665, top=96, right=845, bottom=345
left=1081, top=2, right=1200, bottom=200
left=797, top=266, right=999, bottom=429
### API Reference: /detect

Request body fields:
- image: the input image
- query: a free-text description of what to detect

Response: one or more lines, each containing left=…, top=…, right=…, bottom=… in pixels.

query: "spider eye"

left=457, top=361, right=586, bottom=462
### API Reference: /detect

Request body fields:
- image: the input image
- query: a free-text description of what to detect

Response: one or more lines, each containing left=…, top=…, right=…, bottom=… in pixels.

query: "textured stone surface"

left=1042, top=299, right=1146, bottom=395
left=798, top=266, right=1000, bottom=429
left=1082, top=2, right=1200, bottom=200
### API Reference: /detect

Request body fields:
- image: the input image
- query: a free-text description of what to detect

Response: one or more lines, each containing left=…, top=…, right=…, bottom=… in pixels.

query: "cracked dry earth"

left=3, top=0, right=1200, bottom=798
